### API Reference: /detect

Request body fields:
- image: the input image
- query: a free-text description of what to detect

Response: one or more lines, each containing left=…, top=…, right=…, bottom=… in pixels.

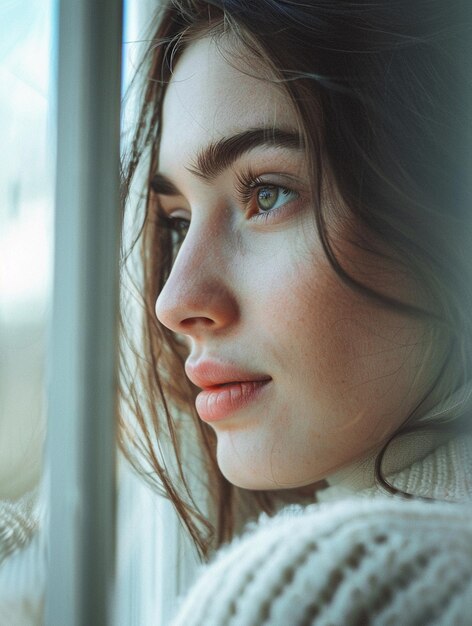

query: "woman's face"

left=155, top=36, right=428, bottom=490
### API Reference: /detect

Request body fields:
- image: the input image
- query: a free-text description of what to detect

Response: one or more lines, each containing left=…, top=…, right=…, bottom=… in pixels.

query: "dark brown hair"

left=120, top=0, right=472, bottom=559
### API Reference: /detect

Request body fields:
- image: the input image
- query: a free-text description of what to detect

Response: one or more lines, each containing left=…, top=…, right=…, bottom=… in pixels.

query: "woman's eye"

left=169, top=217, right=190, bottom=239
left=158, top=214, right=190, bottom=245
left=256, top=185, right=299, bottom=213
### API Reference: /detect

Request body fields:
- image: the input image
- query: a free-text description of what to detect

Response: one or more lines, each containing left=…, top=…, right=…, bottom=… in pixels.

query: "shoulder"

left=172, top=498, right=472, bottom=625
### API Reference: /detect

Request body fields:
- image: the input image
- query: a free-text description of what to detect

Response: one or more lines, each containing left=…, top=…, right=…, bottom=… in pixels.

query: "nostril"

left=180, top=316, right=216, bottom=330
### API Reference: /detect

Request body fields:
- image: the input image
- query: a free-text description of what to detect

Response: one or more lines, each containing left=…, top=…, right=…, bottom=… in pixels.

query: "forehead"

left=159, top=35, right=298, bottom=170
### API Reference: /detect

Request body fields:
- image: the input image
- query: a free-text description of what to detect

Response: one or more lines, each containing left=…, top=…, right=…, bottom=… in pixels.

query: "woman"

left=121, top=0, right=472, bottom=622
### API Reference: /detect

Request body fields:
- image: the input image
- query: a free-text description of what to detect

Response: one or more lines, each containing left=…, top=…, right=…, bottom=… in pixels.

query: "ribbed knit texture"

left=0, top=490, right=38, bottom=565
left=0, top=488, right=45, bottom=625
left=172, top=436, right=472, bottom=626
left=172, top=499, right=472, bottom=626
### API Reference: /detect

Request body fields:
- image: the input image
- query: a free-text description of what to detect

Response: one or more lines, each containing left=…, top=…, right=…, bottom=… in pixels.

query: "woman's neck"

left=321, top=429, right=451, bottom=496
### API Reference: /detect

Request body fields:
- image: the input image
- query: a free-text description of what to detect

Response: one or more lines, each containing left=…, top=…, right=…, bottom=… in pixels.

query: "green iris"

left=257, top=186, right=280, bottom=211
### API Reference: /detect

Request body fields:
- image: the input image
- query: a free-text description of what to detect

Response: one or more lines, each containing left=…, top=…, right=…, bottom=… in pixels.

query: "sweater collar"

left=318, top=382, right=472, bottom=503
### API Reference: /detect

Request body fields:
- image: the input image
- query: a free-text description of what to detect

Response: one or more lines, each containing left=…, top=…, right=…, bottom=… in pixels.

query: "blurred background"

left=0, top=0, right=53, bottom=501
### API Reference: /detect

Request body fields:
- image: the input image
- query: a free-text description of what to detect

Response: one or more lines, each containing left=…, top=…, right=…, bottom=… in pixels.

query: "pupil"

left=258, top=186, right=278, bottom=211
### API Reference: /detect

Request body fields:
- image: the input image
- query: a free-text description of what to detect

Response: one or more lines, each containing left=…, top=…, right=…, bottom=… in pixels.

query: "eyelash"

left=156, top=169, right=300, bottom=244
left=235, top=169, right=300, bottom=223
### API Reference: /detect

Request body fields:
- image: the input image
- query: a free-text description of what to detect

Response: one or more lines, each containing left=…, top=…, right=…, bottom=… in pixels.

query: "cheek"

left=295, top=270, right=429, bottom=440
left=217, top=231, right=431, bottom=488
left=250, top=246, right=428, bottom=432
left=239, top=227, right=327, bottom=328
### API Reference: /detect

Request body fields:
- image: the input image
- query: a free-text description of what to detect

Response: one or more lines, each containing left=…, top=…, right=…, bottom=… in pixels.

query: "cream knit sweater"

left=171, top=434, right=472, bottom=626
left=0, top=489, right=44, bottom=625
left=2, top=436, right=471, bottom=625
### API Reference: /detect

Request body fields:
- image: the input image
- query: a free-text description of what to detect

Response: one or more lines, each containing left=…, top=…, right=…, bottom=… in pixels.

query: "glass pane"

left=0, top=0, right=54, bottom=622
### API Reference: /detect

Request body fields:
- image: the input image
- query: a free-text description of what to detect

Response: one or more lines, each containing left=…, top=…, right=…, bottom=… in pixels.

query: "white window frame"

left=46, top=1, right=123, bottom=624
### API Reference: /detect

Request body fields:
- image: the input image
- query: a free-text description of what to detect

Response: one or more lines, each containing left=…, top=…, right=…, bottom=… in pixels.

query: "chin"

left=216, top=446, right=319, bottom=492
left=217, top=458, right=270, bottom=490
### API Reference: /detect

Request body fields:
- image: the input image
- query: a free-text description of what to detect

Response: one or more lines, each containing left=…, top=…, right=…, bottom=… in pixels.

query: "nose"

left=155, top=225, right=239, bottom=339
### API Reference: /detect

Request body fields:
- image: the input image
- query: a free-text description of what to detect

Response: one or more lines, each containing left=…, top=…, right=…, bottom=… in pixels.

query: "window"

left=0, top=2, right=191, bottom=624
left=0, top=0, right=52, bottom=620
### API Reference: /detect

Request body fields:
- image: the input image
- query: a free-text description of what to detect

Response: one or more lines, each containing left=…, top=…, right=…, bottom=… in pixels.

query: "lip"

left=185, top=360, right=272, bottom=423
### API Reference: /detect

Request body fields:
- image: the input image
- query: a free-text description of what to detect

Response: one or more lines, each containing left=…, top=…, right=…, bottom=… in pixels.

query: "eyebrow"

left=150, top=127, right=304, bottom=196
